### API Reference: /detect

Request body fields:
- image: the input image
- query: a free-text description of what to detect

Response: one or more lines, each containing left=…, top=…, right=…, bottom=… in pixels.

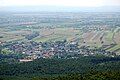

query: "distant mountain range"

left=0, top=6, right=120, bottom=12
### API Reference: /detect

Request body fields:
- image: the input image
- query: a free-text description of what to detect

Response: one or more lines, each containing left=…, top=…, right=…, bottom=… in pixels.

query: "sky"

left=0, top=0, right=120, bottom=12
left=0, top=0, right=120, bottom=7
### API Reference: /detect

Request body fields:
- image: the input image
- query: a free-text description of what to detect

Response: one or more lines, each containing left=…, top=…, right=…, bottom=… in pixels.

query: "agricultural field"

left=0, top=12, right=120, bottom=54
left=1, top=26, right=120, bottom=54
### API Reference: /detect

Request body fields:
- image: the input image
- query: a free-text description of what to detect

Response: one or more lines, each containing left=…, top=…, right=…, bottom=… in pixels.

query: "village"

left=0, top=39, right=116, bottom=62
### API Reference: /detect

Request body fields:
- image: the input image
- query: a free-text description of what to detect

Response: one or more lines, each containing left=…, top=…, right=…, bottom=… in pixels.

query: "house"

left=19, top=59, right=33, bottom=62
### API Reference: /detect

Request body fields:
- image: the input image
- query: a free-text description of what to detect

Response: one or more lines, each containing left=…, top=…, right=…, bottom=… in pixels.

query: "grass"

left=107, top=44, right=120, bottom=52
left=105, top=31, right=114, bottom=43
left=33, top=28, right=82, bottom=42
left=33, top=34, right=65, bottom=42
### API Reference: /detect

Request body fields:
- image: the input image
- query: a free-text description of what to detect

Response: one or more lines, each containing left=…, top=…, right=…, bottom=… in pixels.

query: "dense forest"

left=0, top=56, right=120, bottom=80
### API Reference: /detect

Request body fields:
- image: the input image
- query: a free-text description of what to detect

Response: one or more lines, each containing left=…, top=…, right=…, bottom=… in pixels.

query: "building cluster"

left=1, top=40, right=116, bottom=62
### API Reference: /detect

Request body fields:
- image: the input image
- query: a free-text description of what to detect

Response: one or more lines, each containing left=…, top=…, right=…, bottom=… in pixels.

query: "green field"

left=0, top=26, right=120, bottom=54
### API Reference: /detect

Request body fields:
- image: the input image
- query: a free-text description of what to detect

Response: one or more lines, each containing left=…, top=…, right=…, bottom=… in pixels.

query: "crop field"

left=0, top=28, right=32, bottom=42
left=33, top=28, right=81, bottom=42
left=1, top=27, right=120, bottom=53
left=0, top=12, right=120, bottom=54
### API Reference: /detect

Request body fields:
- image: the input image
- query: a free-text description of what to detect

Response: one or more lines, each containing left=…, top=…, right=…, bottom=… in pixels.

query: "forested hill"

left=0, top=56, right=120, bottom=80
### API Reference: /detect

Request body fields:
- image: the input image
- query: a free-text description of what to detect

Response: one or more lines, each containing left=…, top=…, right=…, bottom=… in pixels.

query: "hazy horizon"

left=0, top=6, right=120, bottom=12
left=0, top=0, right=120, bottom=12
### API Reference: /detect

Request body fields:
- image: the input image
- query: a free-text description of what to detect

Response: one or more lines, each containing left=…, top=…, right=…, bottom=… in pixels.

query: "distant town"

left=0, top=39, right=116, bottom=62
